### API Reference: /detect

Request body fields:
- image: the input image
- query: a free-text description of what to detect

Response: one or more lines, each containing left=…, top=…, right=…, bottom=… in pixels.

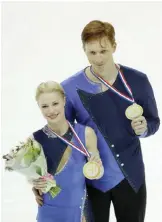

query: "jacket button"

left=121, top=163, right=124, bottom=167
left=111, top=144, right=115, bottom=148
left=116, top=154, right=119, bottom=157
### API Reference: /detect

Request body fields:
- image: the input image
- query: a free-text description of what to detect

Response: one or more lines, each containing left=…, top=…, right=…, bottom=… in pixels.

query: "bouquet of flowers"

left=2, top=137, right=61, bottom=198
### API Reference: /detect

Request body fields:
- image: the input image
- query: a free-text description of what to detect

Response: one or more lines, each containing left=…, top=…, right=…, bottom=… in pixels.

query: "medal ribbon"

left=90, top=64, right=135, bottom=103
left=47, top=121, right=91, bottom=158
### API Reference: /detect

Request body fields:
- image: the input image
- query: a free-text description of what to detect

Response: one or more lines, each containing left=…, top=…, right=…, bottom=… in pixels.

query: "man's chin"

left=93, top=64, right=104, bottom=71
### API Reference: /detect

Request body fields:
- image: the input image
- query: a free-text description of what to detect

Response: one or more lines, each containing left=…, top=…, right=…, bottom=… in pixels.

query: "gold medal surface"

left=83, top=161, right=102, bottom=179
left=125, top=103, right=143, bottom=120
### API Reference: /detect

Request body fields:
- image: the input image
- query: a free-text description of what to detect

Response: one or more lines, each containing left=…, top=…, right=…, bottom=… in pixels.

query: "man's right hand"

left=32, top=187, right=43, bottom=206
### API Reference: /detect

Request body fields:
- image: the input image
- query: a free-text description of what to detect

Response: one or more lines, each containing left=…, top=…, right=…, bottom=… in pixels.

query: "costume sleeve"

left=141, top=75, right=160, bottom=137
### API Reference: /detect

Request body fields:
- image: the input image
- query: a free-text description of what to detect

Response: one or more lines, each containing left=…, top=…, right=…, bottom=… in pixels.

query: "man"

left=33, top=20, right=160, bottom=222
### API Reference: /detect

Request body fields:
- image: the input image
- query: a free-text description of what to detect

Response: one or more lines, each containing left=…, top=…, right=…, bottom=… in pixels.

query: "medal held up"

left=67, top=122, right=103, bottom=180
left=125, top=103, right=143, bottom=120
left=83, top=160, right=104, bottom=180
left=116, top=66, right=144, bottom=120
left=90, top=64, right=144, bottom=120
left=48, top=121, right=104, bottom=180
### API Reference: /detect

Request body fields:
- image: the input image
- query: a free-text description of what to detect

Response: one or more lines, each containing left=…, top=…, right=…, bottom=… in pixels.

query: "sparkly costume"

left=33, top=123, right=94, bottom=222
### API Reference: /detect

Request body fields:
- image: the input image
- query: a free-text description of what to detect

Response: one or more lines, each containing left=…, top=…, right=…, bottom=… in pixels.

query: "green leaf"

left=35, top=166, right=42, bottom=176
left=49, top=186, right=61, bottom=198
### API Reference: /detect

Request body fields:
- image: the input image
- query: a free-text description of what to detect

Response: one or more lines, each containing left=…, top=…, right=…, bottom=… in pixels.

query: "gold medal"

left=83, top=161, right=102, bottom=179
left=125, top=103, right=143, bottom=120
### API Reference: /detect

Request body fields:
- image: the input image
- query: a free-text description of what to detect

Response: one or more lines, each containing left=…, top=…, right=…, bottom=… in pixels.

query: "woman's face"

left=38, top=91, right=65, bottom=125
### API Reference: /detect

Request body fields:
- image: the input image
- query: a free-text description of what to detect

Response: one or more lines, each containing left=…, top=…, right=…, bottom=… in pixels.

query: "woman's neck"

left=48, top=118, right=69, bottom=136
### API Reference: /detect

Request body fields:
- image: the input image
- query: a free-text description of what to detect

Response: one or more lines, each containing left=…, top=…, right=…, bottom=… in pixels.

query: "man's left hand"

left=131, top=116, right=148, bottom=135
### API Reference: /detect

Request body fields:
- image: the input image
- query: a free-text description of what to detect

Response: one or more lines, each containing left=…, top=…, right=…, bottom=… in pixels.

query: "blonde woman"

left=32, top=81, right=103, bottom=222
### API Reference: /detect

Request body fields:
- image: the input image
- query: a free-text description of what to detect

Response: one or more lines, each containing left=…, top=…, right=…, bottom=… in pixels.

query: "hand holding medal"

left=126, top=104, right=147, bottom=135
left=90, top=64, right=147, bottom=135
left=131, top=115, right=147, bottom=135
left=83, top=152, right=104, bottom=180
left=90, top=64, right=144, bottom=121
left=113, top=64, right=144, bottom=120
left=48, top=121, right=104, bottom=180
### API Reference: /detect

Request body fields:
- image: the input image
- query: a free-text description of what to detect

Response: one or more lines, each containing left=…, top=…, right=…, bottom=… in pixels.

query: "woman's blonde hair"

left=35, top=81, right=65, bottom=101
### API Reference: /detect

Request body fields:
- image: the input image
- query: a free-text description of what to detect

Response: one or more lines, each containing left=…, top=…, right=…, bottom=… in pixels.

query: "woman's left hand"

left=88, top=152, right=104, bottom=179
left=88, top=152, right=102, bottom=166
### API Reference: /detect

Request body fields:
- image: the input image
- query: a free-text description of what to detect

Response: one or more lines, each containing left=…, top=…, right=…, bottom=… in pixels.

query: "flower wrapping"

left=3, top=138, right=61, bottom=198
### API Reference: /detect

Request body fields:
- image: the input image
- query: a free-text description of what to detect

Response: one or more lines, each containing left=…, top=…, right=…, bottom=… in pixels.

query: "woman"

left=31, top=81, right=103, bottom=222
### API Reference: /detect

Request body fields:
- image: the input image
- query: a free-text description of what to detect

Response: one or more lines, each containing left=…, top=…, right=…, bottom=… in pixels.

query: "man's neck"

left=86, top=62, right=118, bottom=84
left=48, top=118, right=69, bottom=136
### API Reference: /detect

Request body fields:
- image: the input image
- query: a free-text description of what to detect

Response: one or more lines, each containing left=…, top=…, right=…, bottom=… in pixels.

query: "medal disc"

left=83, top=161, right=101, bottom=179
left=125, top=103, right=143, bottom=120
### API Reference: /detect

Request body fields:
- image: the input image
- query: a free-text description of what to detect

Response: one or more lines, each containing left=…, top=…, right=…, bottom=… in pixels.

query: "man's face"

left=84, top=37, right=116, bottom=71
